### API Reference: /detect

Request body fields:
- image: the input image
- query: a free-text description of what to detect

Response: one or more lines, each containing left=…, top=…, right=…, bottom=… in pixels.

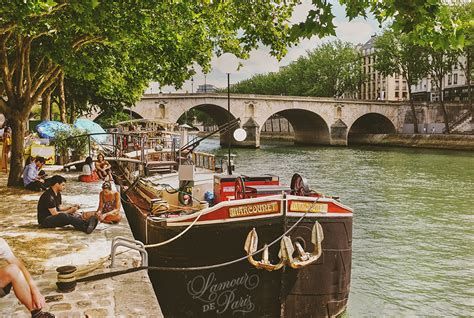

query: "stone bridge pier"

left=111, top=93, right=406, bottom=148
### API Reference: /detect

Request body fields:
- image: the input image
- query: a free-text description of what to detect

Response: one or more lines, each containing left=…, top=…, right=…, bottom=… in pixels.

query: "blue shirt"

left=23, top=162, right=39, bottom=186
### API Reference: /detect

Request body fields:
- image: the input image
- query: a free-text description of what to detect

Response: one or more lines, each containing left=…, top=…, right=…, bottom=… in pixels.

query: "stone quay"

left=0, top=167, right=162, bottom=317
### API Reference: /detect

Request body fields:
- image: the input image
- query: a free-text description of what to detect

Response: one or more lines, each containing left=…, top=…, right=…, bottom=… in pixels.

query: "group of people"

left=1, top=154, right=122, bottom=316
left=37, top=175, right=121, bottom=233
left=79, top=153, right=112, bottom=182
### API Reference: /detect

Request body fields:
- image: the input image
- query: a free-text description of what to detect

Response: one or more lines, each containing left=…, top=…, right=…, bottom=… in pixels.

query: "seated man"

left=23, top=157, right=49, bottom=191
left=0, top=238, right=54, bottom=318
left=37, top=175, right=98, bottom=234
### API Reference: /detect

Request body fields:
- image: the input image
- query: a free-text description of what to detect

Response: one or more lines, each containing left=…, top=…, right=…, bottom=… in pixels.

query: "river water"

left=197, top=139, right=474, bottom=317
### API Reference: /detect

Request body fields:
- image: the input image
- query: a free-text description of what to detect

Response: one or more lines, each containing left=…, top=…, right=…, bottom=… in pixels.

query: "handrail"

left=449, top=111, right=471, bottom=130
left=442, top=110, right=472, bottom=133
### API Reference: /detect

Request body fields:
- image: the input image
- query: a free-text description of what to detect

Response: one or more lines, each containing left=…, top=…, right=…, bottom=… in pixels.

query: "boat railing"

left=192, top=152, right=215, bottom=171
left=62, top=131, right=215, bottom=176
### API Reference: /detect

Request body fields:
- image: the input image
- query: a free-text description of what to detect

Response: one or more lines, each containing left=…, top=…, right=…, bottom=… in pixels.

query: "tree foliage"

left=374, top=30, right=430, bottom=133
left=228, top=40, right=363, bottom=98
left=0, top=0, right=301, bottom=185
left=0, top=0, right=469, bottom=186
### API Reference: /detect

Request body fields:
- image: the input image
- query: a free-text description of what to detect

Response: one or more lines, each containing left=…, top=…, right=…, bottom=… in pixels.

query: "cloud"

left=334, top=20, right=376, bottom=44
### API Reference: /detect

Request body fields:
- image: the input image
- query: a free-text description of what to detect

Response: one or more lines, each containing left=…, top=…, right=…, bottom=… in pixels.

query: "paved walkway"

left=0, top=167, right=162, bottom=317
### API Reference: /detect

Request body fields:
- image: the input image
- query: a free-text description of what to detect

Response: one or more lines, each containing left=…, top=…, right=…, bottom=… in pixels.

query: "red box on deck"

left=213, top=175, right=280, bottom=203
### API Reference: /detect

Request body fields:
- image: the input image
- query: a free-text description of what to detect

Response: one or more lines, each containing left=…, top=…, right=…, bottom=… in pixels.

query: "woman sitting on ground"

left=95, top=153, right=112, bottom=180
left=78, top=156, right=99, bottom=182
left=87, top=181, right=122, bottom=224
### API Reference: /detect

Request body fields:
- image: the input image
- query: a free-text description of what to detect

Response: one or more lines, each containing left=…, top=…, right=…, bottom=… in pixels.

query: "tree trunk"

left=7, top=117, right=26, bottom=187
left=408, top=85, right=419, bottom=133
left=69, top=100, right=76, bottom=124
left=59, top=72, right=67, bottom=123
left=467, top=48, right=472, bottom=114
left=41, top=87, right=52, bottom=121
left=439, top=77, right=450, bottom=134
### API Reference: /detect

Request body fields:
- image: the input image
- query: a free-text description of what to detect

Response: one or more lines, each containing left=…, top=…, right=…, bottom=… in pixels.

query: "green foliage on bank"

left=226, top=40, right=364, bottom=98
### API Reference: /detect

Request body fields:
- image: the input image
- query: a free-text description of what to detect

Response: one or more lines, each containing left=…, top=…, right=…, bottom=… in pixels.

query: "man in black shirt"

left=37, top=175, right=98, bottom=234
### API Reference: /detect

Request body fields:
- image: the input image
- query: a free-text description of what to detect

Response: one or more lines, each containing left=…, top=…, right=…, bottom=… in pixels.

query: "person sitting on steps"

left=0, top=238, right=54, bottom=318
left=94, top=153, right=112, bottom=181
left=37, top=175, right=98, bottom=234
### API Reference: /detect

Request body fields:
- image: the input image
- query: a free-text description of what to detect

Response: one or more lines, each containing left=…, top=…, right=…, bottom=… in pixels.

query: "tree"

left=0, top=0, right=467, bottom=186
left=229, top=40, right=363, bottom=98
left=0, top=1, right=302, bottom=186
left=428, top=49, right=460, bottom=133
left=411, top=3, right=465, bottom=133
left=454, top=1, right=474, bottom=113
left=374, top=30, right=430, bottom=133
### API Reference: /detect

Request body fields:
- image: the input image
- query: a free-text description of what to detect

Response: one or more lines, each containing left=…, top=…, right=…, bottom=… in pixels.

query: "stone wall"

left=349, top=133, right=474, bottom=151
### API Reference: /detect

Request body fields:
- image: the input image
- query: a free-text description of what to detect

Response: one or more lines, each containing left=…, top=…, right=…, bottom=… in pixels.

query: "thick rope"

left=61, top=199, right=319, bottom=286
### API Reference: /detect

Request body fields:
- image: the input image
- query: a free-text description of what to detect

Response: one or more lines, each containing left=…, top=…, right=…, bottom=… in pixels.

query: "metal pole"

left=227, top=73, right=232, bottom=175
left=88, top=136, right=91, bottom=157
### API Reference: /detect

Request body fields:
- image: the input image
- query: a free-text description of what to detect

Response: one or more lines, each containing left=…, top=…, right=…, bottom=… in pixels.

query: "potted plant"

left=50, top=127, right=89, bottom=165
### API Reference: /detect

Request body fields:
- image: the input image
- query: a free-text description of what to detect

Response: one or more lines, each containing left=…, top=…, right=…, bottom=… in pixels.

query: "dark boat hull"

left=122, top=195, right=352, bottom=318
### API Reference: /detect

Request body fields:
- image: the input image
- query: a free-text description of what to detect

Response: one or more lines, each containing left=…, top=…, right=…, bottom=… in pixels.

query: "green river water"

left=198, top=139, right=474, bottom=317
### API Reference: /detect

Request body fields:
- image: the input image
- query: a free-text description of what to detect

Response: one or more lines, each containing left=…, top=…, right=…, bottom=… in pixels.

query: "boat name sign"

left=229, top=201, right=279, bottom=218
left=289, top=201, right=328, bottom=213
left=187, top=272, right=259, bottom=315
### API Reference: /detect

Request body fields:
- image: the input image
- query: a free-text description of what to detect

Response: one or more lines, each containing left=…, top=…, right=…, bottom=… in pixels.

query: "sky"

left=146, top=0, right=380, bottom=94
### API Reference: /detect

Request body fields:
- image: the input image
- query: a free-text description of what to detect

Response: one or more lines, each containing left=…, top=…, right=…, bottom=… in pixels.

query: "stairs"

left=450, top=111, right=472, bottom=134
left=443, top=111, right=473, bottom=134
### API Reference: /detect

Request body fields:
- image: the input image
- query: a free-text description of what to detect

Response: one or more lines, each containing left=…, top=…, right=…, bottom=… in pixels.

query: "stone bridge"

left=121, top=93, right=410, bottom=147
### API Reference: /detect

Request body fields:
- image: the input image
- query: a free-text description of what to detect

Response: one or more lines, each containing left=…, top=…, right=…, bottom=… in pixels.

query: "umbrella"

left=74, top=119, right=107, bottom=144
left=35, top=121, right=71, bottom=139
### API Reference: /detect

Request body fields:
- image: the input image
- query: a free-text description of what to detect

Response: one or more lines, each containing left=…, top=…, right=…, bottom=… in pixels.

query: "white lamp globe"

left=233, top=128, right=247, bottom=142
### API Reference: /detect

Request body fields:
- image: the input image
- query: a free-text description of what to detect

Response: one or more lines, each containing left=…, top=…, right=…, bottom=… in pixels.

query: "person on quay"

left=83, top=181, right=122, bottom=224
left=78, top=156, right=99, bottom=182
left=1, top=127, right=12, bottom=172
left=23, top=157, right=50, bottom=191
left=0, top=238, right=54, bottom=318
left=37, top=175, right=98, bottom=234
left=94, top=153, right=112, bottom=181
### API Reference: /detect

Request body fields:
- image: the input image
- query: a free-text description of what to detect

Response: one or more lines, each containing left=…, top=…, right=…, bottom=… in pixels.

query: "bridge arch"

left=348, top=113, right=396, bottom=144
left=262, top=109, right=330, bottom=145
left=176, top=103, right=237, bottom=145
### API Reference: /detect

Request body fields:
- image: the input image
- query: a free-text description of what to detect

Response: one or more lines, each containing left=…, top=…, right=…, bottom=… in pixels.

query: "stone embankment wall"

left=350, top=134, right=474, bottom=151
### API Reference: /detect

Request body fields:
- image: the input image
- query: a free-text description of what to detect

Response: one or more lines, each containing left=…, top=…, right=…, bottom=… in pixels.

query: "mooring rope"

left=116, top=176, right=208, bottom=249
left=143, top=207, right=206, bottom=248
left=58, top=199, right=319, bottom=287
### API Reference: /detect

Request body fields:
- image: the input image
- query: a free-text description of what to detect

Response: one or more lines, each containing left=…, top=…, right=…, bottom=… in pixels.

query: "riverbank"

left=349, top=133, right=474, bottom=151
left=259, top=133, right=474, bottom=151
left=0, top=168, right=162, bottom=317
